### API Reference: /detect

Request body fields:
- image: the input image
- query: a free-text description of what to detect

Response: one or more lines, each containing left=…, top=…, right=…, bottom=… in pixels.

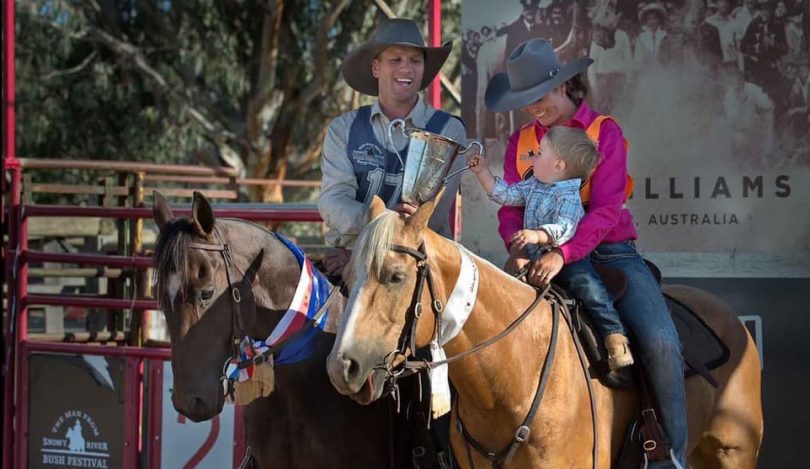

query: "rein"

left=188, top=225, right=339, bottom=398
left=377, top=241, right=558, bottom=467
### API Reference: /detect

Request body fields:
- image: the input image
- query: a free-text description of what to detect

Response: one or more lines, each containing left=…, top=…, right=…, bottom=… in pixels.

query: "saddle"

left=559, top=262, right=730, bottom=390
left=555, top=262, right=731, bottom=467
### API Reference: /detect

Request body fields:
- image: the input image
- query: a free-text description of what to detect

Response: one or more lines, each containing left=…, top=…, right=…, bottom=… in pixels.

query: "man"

left=740, top=0, right=788, bottom=93
left=319, top=18, right=468, bottom=279
left=707, top=0, right=742, bottom=65
left=498, top=0, right=541, bottom=62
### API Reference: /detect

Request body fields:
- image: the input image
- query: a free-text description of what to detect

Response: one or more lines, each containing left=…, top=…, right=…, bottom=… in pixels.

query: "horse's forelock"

left=347, top=211, right=399, bottom=282
left=154, top=218, right=195, bottom=311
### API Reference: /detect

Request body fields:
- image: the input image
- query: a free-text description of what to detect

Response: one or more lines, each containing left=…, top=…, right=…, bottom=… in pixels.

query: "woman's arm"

left=558, top=120, right=628, bottom=263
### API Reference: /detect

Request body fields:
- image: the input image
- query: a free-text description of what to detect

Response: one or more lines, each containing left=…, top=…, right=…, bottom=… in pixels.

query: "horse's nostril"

left=188, top=396, right=206, bottom=412
left=346, top=357, right=360, bottom=380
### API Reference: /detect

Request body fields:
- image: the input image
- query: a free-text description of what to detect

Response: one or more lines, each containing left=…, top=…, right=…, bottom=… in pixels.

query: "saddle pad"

left=569, top=288, right=730, bottom=390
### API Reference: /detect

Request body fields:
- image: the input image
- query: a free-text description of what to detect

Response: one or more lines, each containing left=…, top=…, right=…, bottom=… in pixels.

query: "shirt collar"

left=370, top=95, right=429, bottom=128
left=552, top=178, right=582, bottom=190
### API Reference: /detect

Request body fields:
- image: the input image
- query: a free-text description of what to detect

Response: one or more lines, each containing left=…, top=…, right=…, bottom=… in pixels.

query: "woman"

left=484, top=38, right=687, bottom=469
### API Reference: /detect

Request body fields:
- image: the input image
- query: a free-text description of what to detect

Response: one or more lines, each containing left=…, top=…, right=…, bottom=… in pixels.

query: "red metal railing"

left=3, top=3, right=445, bottom=466
left=5, top=197, right=321, bottom=468
left=5, top=147, right=325, bottom=468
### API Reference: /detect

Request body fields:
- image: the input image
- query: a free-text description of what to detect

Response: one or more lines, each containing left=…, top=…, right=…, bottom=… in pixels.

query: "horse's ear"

left=191, top=191, right=215, bottom=238
left=243, top=249, right=264, bottom=284
left=406, top=187, right=445, bottom=234
left=368, top=195, right=387, bottom=221
left=152, top=191, right=174, bottom=231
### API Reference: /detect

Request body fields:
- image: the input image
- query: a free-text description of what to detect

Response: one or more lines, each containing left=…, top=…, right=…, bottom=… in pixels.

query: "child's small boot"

left=605, top=333, right=635, bottom=371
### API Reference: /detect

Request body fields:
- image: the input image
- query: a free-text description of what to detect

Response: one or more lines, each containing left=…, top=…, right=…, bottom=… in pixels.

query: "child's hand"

left=466, top=153, right=486, bottom=174
left=509, top=230, right=548, bottom=249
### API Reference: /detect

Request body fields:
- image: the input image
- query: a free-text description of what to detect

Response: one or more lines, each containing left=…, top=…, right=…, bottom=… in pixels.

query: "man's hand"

left=393, top=202, right=418, bottom=218
left=509, top=229, right=550, bottom=250
left=323, top=247, right=351, bottom=279
left=526, top=249, right=564, bottom=287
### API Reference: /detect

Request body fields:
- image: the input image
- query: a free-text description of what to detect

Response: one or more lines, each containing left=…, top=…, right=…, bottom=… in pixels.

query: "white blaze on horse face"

left=332, top=264, right=369, bottom=355
left=167, top=273, right=182, bottom=308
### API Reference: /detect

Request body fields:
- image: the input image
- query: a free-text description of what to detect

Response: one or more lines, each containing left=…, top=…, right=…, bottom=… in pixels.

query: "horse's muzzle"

left=327, top=350, right=362, bottom=395
left=172, top=390, right=223, bottom=422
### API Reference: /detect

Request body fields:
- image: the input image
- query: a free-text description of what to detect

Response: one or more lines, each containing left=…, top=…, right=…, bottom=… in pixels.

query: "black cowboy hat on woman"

left=485, top=38, right=689, bottom=469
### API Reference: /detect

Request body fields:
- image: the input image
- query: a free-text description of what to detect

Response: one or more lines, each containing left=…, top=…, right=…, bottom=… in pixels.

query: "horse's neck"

left=220, top=220, right=304, bottom=337
left=221, top=219, right=346, bottom=338
left=429, top=235, right=554, bottom=416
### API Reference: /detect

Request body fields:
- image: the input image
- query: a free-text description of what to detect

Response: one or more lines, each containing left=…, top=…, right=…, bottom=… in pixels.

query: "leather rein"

left=375, top=241, right=565, bottom=468
left=187, top=225, right=338, bottom=399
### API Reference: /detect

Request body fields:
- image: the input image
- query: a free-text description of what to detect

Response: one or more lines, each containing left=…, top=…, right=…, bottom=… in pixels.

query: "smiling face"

left=372, top=45, right=425, bottom=106
left=521, top=84, right=575, bottom=127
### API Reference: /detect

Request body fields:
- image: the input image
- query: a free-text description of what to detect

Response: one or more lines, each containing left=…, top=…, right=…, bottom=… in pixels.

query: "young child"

left=467, top=126, right=635, bottom=370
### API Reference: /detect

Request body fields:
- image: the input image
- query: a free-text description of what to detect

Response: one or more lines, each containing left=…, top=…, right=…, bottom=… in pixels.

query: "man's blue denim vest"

left=347, top=105, right=452, bottom=207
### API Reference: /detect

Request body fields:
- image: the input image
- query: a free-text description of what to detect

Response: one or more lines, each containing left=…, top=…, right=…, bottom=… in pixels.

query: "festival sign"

left=459, top=0, right=809, bottom=276
left=28, top=354, right=124, bottom=469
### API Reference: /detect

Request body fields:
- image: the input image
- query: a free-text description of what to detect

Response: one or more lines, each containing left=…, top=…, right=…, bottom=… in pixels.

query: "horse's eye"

left=200, top=288, right=214, bottom=301
left=198, top=265, right=207, bottom=280
left=389, top=272, right=405, bottom=284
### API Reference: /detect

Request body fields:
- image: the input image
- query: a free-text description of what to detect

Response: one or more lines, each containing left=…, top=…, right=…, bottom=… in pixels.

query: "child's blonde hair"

left=543, top=127, right=600, bottom=179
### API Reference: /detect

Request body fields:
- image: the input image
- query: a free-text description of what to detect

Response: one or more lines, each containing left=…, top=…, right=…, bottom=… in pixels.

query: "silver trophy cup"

left=388, top=119, right=483, bottom=205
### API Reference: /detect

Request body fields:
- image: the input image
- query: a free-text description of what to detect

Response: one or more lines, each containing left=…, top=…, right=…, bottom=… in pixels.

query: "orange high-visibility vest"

left=515, top=115, right=633, bottom=204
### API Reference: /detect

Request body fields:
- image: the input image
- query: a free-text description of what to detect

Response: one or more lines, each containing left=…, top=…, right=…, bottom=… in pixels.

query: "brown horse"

left=327, top=196, right=763, bottom=468
left=152, top=191, right=399, bottom=468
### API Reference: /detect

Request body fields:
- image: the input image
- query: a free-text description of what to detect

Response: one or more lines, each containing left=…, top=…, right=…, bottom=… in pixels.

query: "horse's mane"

left=346, top=211, right=400, bottom=281
left=153, top=218, right=195, bottom=310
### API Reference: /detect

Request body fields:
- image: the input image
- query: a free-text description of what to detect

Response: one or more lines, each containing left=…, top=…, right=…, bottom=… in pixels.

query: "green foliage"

left=15, top=0, right=462, bottom=191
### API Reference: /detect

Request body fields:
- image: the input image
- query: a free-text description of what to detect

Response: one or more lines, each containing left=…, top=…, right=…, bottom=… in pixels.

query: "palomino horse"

left=327, top=196, right=763, bottom=468
left=152, top=191, right=399, bottom=468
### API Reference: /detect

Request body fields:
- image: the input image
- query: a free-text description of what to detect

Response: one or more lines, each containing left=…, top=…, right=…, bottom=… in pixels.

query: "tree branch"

left=40, top=51, right=98, bottom=81
left=300, top=0, right=352, bottom=106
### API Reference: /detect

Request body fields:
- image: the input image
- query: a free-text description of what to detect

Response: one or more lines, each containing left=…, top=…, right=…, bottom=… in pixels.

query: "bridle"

left=187, top=225, right=338, bottom=400
left=373, top=240, right=567, bottom=468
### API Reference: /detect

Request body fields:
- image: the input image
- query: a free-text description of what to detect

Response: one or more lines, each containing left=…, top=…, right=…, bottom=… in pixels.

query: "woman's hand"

left=526, top=249, right=564, bottom=287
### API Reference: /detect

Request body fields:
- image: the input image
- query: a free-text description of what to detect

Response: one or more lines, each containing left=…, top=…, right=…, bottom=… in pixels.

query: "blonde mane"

left=346, top=210, right=400, bottom=281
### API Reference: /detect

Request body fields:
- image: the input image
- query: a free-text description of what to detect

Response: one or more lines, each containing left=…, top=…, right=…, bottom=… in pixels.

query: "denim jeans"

left=555, top=255, right=627, bottom=339
left=565, top=241, right=688, bottom=468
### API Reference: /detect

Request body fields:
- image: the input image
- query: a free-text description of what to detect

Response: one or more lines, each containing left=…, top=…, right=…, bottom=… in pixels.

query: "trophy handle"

left=443, top=140, right=485, bottom=182
left=387, top=119, right=409, bottom=169
left=458, top=140, right=484, bottom=157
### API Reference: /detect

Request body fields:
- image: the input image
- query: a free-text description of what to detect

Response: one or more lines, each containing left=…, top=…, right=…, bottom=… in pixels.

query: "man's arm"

left=318, top=115, right=368, bottom=246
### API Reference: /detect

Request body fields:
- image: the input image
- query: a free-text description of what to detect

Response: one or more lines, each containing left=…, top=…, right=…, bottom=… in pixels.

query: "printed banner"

left=460, top=0, right=809, bottom=274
